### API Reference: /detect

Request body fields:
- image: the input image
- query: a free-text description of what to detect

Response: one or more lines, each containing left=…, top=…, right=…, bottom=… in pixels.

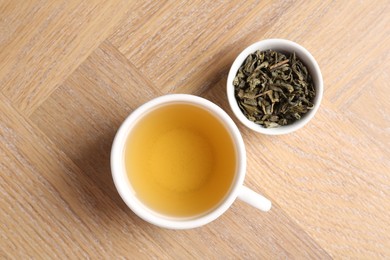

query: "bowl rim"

left=226, top=38, right=323, bottom=135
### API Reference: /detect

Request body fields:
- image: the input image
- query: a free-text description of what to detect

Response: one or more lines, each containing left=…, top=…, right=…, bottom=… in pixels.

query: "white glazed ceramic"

left=227, top=39, right=324, bottom=135
left=111, top=94, right=271, bottom=229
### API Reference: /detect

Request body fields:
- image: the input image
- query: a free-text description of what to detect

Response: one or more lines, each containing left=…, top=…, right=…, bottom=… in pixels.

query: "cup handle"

left=238, top=186, right=272, bottom=212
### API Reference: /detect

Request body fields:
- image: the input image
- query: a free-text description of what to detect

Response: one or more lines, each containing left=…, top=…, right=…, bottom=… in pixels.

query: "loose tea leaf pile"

left=233, top=49, right=315, bottom=128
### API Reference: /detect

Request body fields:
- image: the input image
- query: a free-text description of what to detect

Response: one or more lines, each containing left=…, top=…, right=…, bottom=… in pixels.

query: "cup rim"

left=110, top=94, right=247, bottom=229
left=227, top=38, right=323, bottom=135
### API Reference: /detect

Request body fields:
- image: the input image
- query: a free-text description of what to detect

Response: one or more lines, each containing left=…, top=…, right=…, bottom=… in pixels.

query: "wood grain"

left=0, top=0, right=130, bottom=115
left=1, top=0, right=390, bottom=258
left=110, top=0, right=294, bottom=95
left=203, top=78, right=390, bottom=258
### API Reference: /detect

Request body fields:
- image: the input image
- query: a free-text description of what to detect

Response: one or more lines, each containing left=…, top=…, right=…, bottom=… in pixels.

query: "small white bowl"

left=227, top=39, right=323, bottom=135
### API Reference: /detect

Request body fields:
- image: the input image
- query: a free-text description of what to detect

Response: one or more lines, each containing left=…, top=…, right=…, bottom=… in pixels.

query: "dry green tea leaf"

left=233, top=49, right=316, bottom=128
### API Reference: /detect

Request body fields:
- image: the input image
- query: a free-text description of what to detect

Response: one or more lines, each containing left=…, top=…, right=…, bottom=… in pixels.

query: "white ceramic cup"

left=111, top=94, right=271, bottom=229
left=227, top=39, right=323, bottom=135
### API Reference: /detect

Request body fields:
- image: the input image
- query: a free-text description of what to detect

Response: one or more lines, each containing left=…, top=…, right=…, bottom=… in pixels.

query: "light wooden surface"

left=1, top=0, right=389, bottom=258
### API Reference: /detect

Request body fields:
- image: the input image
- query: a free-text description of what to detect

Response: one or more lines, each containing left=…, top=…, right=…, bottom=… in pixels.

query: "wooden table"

left=1, top=1, right=389, bottom=258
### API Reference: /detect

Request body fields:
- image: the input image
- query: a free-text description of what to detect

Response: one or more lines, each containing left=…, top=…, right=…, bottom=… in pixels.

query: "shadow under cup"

left=111, top=95, right=247, bottom=229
